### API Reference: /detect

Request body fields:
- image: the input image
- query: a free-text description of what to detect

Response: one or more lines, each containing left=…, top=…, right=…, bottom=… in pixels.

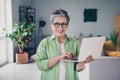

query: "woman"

left=36, top=9, right=94, bottom=80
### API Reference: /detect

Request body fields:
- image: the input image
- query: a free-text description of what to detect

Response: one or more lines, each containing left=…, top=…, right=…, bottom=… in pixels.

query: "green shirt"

left=36, top=34, right=80, bottom=80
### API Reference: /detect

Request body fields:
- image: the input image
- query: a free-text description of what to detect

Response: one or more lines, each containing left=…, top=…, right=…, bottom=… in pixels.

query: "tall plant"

left=6, top=19, right=36, bottom=53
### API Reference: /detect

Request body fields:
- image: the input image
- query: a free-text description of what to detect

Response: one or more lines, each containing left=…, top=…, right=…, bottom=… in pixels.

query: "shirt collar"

left=50, top=34, right=70, bottom=40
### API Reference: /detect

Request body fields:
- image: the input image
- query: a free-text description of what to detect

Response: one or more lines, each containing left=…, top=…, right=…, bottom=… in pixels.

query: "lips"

left=56, top=30, right=64, bottom=33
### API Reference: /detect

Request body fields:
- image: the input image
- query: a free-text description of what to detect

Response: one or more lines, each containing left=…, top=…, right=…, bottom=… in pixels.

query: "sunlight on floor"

left=0, top=62, right=41, bottom=80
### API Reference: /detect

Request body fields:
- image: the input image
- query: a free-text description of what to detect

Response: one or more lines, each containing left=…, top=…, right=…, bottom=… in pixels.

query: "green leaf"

left=110, top=31, right=118, bottom=48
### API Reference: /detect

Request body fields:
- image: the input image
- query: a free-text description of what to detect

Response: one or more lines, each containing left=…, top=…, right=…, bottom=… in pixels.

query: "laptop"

left=62, top=36, right=106, bottom=62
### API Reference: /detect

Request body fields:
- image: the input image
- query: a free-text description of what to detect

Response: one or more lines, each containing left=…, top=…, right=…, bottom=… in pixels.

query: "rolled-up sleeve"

left=36, top=39, right=50, bottom=71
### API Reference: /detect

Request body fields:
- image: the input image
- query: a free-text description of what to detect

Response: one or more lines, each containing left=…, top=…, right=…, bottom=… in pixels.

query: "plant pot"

left=105, top=50, right=120, bottom=57
left=16, top=52, right=28, bottom=64
left=104, top=40, right=116, bottom=51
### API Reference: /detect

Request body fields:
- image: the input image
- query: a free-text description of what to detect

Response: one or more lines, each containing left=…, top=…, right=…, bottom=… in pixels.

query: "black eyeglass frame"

left=52, top=22, right=68, bottom=28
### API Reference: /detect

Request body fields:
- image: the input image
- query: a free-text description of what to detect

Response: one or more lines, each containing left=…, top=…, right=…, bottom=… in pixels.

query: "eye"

left=53, top=23, right=60, bottom=26
left=61, top=23, right=67, bottom=26
left=61, top=23, right=68, bottom=27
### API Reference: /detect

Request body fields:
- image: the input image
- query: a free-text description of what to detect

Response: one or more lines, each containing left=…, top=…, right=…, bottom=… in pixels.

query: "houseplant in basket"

left=104, top=30, right=120, bottom=57
left=5, top=19, right=36, bottom=63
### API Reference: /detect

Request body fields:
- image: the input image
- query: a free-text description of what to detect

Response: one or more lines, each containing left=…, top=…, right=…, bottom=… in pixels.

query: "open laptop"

left=63, top=36, right=106, bottom=62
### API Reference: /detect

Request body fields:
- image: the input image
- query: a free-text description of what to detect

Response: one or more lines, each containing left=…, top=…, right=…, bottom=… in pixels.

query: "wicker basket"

left=105, top=50, right=120, bottom=57
left=104, top=40, right=120, bottom=57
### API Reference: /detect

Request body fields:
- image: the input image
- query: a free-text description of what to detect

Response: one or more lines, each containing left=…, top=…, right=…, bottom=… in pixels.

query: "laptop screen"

left=78, top=36, right=106, bottom=62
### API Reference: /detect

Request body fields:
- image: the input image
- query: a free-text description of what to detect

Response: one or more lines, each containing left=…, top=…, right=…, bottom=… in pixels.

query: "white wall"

left=32, top=0, right=120, bottom=38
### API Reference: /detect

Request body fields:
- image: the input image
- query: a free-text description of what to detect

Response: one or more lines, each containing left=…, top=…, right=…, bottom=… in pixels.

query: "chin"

left=56, top=33, right=65, bottom=37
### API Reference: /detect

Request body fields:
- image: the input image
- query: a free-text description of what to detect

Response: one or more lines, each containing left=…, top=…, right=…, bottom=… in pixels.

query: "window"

left=0, top=0, right=7, bottom=66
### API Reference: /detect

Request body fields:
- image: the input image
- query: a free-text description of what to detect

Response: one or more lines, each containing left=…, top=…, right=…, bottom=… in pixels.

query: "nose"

left=58, top=25, right=63, bottom=29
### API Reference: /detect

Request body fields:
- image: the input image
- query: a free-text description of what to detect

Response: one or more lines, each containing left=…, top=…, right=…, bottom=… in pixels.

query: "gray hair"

left=50, top=9, right=70, bottom=24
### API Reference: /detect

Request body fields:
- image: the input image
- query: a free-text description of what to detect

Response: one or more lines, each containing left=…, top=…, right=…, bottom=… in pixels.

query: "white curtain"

left=0, top=38, right=7, bottom=65
left=0, top=0, right=8, bottom=66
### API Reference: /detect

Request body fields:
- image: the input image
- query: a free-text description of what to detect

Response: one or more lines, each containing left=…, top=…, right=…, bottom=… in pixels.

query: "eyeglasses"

left=53, top=22, right=68, bottom=28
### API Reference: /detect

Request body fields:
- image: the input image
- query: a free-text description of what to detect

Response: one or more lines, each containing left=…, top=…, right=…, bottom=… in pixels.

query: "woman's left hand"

left=76, top=55, right=94, bottom=71
left=84, top=55, right=94, bottom=63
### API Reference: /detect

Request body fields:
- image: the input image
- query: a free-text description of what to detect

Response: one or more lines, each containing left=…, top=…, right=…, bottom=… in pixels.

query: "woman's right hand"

left=48, top=52, right=74, bottom=68
left=58, top=52, right=74, bottom=60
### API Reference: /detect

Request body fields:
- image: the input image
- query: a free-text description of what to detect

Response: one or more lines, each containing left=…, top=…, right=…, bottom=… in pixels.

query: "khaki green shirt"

left=36, top=34, right=80, bottom=80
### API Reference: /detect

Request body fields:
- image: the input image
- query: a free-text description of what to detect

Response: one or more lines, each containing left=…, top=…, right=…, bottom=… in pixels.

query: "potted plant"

left=5, top=19, right=36, bottom=63
left=104, top=30, right=120, bottom=57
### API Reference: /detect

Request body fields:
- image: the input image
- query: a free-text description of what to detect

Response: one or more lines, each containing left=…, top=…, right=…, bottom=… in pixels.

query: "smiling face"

left=51, top=16, right=69, bottom=38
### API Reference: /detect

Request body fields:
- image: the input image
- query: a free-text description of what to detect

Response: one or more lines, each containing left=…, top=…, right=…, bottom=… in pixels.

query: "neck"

left=57, top=36, right=66, bottom=43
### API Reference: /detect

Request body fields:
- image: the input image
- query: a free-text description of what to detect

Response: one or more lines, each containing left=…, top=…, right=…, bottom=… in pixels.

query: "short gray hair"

left=50, top=9, right=70, bottom=24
